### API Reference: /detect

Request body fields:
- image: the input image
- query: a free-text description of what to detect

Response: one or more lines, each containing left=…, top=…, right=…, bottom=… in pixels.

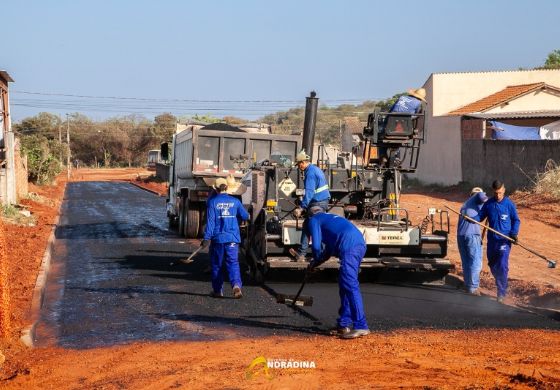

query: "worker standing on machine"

left=289, top=149, right=331, bottom=262
left=305, top=207, right=370, bottom=339
left=202, top=177, right=249, bottom=299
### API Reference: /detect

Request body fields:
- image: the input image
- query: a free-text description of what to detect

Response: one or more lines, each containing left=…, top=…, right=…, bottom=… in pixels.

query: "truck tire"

left=185, top=200, right=200, bottom=239
left=197, top=205, right=207, bottom=238
left=178, top=197, right=187, bottom=237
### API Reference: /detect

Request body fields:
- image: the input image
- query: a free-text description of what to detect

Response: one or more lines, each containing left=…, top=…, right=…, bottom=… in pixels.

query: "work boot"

left=289, top=248, right=306, bottom=262
left=232, top=286, right=243, bottom=299
left=328, top=326, right=351, bottom=336
left=497, top=295, right=505, bottom=304
left=209, top=290, right=223, bottom=298
left=341, top=329, right=371, bottom=339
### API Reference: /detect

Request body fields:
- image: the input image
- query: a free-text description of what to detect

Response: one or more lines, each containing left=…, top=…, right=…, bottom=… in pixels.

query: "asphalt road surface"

left=34, top=182, right=560, bottom=348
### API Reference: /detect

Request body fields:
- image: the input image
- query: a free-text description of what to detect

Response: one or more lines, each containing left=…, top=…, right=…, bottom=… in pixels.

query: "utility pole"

left=66, top=113, right=71, bottom=180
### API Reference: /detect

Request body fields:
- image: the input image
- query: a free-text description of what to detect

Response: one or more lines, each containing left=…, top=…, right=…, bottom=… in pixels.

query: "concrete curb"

left=20, top=209, right=62, bottom=347
left=129, top=181, right=166, bottom=197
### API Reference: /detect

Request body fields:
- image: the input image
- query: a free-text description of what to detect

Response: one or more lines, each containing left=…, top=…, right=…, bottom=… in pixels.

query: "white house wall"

left=415, top=115, right=462, bottom=185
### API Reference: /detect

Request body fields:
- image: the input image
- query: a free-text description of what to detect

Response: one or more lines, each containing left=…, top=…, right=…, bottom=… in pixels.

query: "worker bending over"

left=306, top=208, right=370, bottom=339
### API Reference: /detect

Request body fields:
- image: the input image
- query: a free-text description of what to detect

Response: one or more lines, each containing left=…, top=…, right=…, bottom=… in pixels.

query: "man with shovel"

left=202, top=177, right=249, bottom=299
left=475, top=180, right=520, bottom=303
left=306, top=207, right=370, bottom=339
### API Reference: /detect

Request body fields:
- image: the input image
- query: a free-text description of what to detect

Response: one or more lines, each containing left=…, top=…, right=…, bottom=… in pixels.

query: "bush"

left=20, top=135, right=63, bottom=184
left=534, top=160, right=560, bottom=199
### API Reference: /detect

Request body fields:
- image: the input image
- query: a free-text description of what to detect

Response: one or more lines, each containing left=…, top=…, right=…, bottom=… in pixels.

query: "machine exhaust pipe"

left=302, top=91, right=319, bottom=161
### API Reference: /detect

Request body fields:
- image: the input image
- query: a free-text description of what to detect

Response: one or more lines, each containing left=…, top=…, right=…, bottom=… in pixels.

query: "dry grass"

left=534, top=159, right=560, bottom=199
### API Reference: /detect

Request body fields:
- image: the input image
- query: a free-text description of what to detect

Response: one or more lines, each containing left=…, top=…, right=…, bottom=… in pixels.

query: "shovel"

left=173, top=245, right=205, bottom=265
left=276, top=269, right=314, bottom=307
left=445, top=205, right=557, bottom=269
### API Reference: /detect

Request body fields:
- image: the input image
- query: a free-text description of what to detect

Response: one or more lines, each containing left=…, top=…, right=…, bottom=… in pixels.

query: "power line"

left=12, top=89, right=383, bottom=104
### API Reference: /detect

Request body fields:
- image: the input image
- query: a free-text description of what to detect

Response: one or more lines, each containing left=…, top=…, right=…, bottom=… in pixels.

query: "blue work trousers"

left=487, top=240, right=511, bottom=298
left=337, top=244, right=368, bottom=330
left=298, top=200, right=329, bottom=256
left=457, top=234, right=482, bottom=292
left=210, top=242, right=242, bottom=294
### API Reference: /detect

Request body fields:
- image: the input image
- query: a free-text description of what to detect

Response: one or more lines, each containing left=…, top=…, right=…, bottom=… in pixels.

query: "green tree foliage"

left=14, top=112, right=62, bottom=140
left=19, top=135, right=62, bottom=184
left=152, top=113, right=177, bottom=142
left=543, top=49, right=560, bottom=69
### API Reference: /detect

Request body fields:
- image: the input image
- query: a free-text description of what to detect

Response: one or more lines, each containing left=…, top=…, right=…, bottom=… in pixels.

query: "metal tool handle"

left=445, top=205, right=556, bottom=268
left=182, top=245, right=204, bottom=264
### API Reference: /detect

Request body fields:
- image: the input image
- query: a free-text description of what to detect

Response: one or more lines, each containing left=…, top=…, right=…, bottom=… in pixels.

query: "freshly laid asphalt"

left=34, top=182, right=560, bottom=349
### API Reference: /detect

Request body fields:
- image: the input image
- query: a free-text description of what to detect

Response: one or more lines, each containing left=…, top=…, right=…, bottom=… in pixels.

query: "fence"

left=462, top=140, right=560, bottom=190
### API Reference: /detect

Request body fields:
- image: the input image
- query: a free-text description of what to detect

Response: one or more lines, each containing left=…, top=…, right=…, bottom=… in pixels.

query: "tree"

left=543, top=49, right=560, bottom=69
left=13, top=112, right=62, bottom=140
left=153, top=113, right=177, bottom=143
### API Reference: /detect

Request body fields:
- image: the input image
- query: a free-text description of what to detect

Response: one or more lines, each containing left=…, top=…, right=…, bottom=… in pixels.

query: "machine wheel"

left=247, top=229, right=268, bottom=284
left=184, top=200, right=200, bottom=238
left=197, top=205, right=207, bottom=238
left=178, top=197, right=187, bottom=237
left=168, top=215, right=178, bottom=230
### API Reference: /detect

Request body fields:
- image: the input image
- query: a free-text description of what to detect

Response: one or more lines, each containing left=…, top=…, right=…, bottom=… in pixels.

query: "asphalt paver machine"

left=240, top=92, right=453, bottom=282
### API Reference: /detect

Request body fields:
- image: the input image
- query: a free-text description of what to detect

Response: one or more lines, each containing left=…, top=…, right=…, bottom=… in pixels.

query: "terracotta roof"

left=448, top=83, right=560, bottom=115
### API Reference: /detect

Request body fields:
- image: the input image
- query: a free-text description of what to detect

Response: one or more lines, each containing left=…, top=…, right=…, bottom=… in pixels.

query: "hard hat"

left=214, top=177, right=228, bottom=189
left=295, top=149, right=311, bottom=163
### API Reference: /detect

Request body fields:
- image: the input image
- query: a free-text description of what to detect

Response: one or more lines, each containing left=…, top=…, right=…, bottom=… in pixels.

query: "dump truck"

left=239, top=92, right=453, bottom=282
left=165, top=122, right=302, bottom=238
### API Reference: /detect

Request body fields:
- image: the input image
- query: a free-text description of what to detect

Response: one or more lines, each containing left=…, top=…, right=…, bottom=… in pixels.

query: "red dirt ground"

left=0, top=168, right=559, bottom=389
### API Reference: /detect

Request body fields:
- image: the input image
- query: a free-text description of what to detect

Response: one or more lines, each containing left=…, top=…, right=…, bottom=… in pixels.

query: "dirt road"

left=1, top=168, right=559, bottom=389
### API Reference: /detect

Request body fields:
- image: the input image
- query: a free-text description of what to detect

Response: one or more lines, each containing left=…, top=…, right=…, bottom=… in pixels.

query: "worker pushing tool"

left=305, top=207, right=370, bottom=339
left=202, top=177, right=249, bottom=299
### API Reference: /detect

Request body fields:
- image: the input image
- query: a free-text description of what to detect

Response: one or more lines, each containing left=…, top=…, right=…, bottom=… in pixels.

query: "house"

left=417, top=69, right=560, bottom=186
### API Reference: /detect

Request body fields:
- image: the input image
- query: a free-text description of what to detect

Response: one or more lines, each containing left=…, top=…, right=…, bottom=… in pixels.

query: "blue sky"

left=2, top=0, right=559, bottom=121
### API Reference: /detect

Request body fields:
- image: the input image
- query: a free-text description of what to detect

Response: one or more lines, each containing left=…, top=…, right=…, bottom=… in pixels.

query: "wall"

left=14, top=140, right=28, bottom=201
left=415, top=115, right=462, bottom=185
left=462, top=140, right=560, bottom=190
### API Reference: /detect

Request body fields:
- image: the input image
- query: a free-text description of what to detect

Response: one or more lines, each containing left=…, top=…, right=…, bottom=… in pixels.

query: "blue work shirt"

left=477, top=196, right=520, bottom=242
left=203, top=193, right=249, bottom=243
left=389, top=95, right=423, bottom=113
left=301, top=164, right=330, bottom=210
left=306, top=213, right=365, bottom=264
left=457, top=192, right=488, bottom=236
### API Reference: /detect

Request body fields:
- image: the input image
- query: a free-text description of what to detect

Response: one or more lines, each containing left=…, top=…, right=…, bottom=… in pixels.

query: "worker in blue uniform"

left=475, top=180, right=520, bottom=303
left=378, top=87, right=426, bottom=167
left=289, top=149, right=331, bottom=262
left=306, top=208, right=370, bottom=339
left=457, top=187, right=488, bottom=295
left=202, top=177, right=249, bottom=299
